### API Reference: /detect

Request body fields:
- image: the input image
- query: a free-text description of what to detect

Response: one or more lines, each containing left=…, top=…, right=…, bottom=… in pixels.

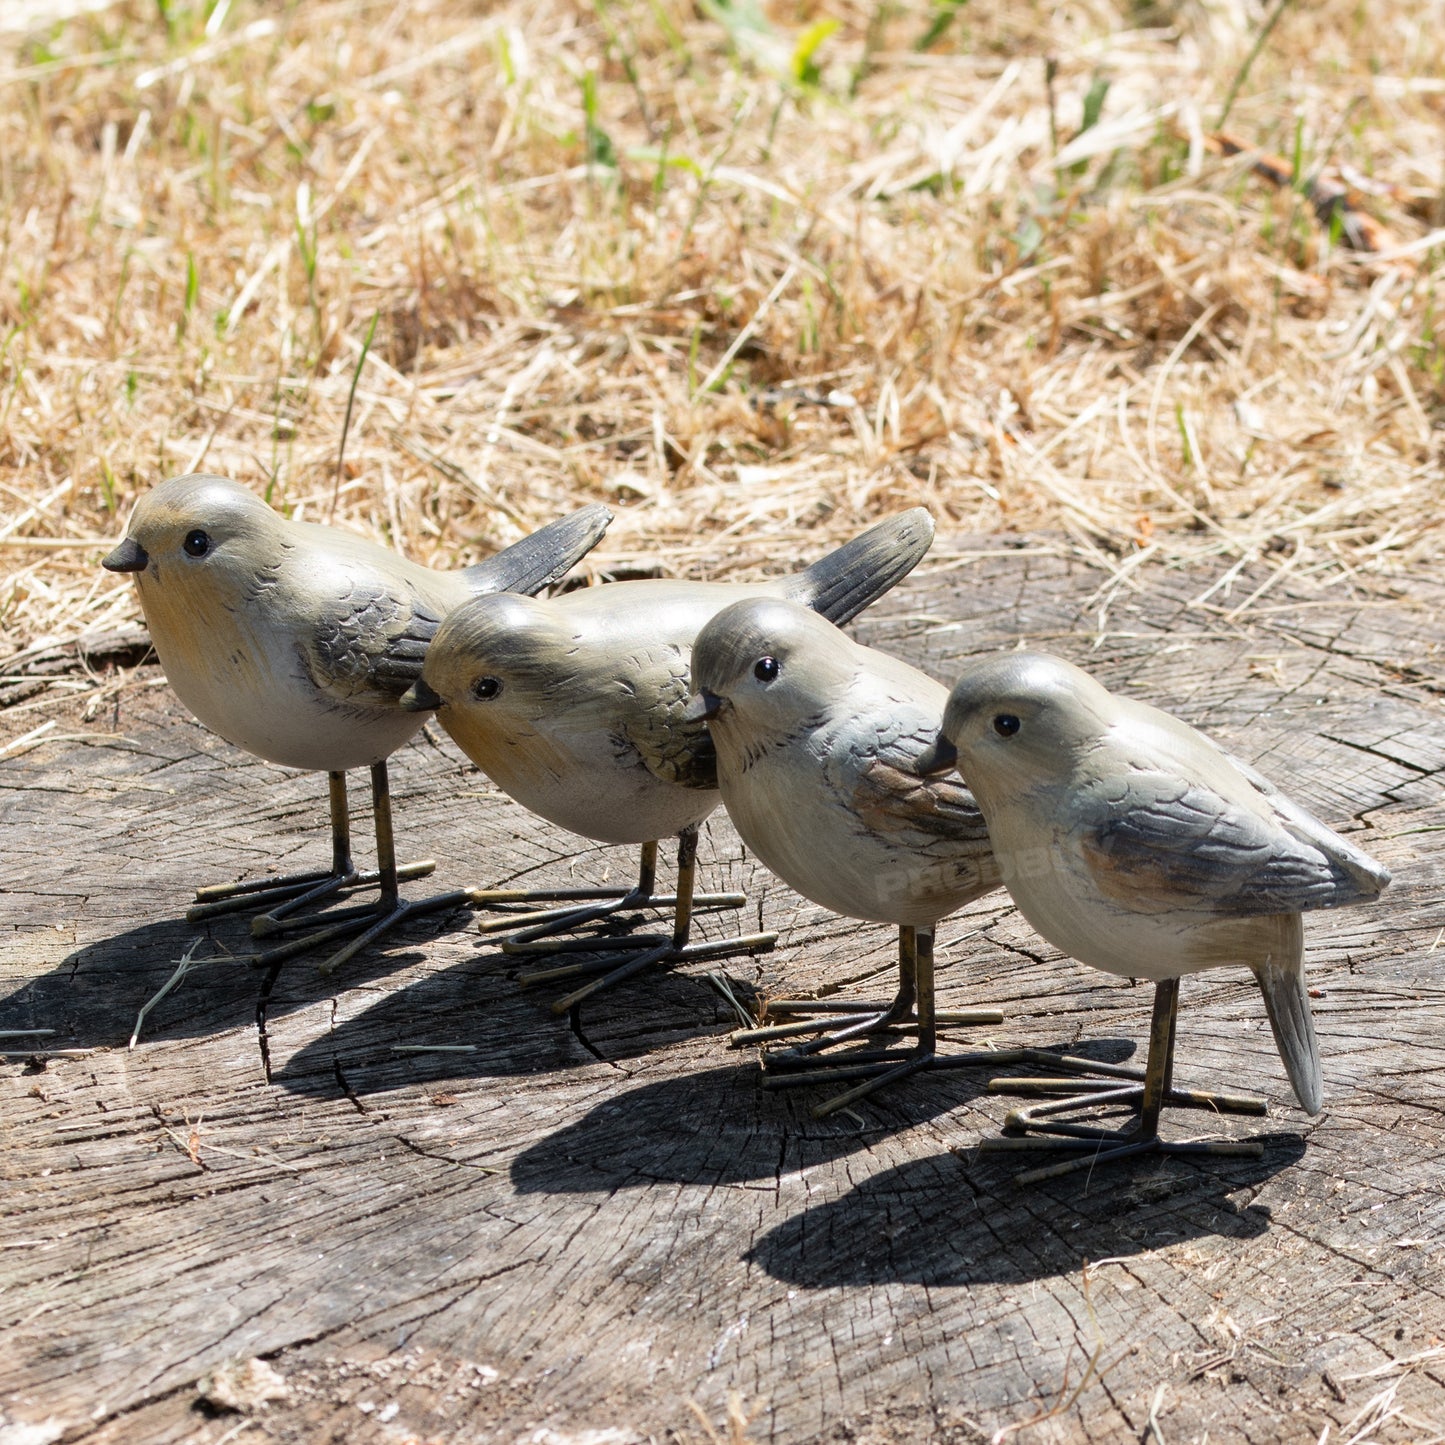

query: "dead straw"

left=1, top=0, right=1442, bottom=696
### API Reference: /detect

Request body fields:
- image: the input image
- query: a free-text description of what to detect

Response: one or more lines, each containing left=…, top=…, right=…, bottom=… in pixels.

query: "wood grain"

left=3, top=540, right=1443, bottom=1444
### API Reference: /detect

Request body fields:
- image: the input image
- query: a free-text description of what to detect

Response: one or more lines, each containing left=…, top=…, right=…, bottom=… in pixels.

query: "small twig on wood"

left=705, top=971, right=755, bottom=1029
left=0, top=1049, right=92, bottom=1058
left=161, top=1112, right=206, bottom=1168
left=130, top=939, right=216, bottom=1049
left=212, top=1418, right=258, bottom=1445
left=990, top=1341, right=1101, bottom=1444
left=686, top=1391, right=757, bottom=1445
left=1341, top=1345, right=1445, bottom=1381
left=1145, top=1383, right=1167, bottom=1443
left=0, top=720, right=57, bottom=759
left=1340, top=1377, right=1406, bottom=1445
left=990, top=1261, right=1126, bottom=1443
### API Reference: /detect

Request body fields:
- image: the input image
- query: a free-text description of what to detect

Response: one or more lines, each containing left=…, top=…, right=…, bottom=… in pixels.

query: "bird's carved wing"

left=613, top=644, right=719, bottom=792
left=1213, top=744, right=1391, bottom=899
left=835, top=716, right=998, bottom=871
left=1075, top=766, right=1381, bottom=915
left=459, top=503, right=612, bottom=596
left=303, top=578, right=442, bottom=704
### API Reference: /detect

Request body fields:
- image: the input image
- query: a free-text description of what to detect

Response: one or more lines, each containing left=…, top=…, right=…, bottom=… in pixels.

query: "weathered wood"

left=3, top=540, right=1444, bottom=1444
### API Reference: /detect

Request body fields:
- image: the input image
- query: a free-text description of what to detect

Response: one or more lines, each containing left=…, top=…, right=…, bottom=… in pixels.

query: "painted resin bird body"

left=929, top=652, right=1387, bottom=1006
left=103, top=472, right=612, bottom=998
left=426, top=580, right=760, bottom=849
left=921, top=650, right=1390, bottom=1178
left=692, top=598, right=998, bottom=928
left=963, top=692, right=1356, bottom=988
left=406, top=509, right=937, bottom=1011
left=688, top=597, right=1003, bottom=1112
left=108, top=474, right=608, bottom=773
left=141, top=523, right=464, bottom=772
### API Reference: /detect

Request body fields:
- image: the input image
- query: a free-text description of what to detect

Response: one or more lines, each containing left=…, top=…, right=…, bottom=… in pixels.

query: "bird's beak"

left=102, top=537, right=149, bottom=573
left=683, top=689, right=724, bottom=723
left=400, top=679, right=445, bottom=713
left=914, top=731, right=958, bottom=776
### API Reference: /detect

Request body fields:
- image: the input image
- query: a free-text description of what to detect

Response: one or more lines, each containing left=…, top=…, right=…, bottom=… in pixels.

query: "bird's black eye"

left=993, top=713, right=1021, bottom=738
left=182, top=529, right=211, bottom=558
left=753, top=657, right=779, bottom=683
left=471, top=677, right=502, bottom=701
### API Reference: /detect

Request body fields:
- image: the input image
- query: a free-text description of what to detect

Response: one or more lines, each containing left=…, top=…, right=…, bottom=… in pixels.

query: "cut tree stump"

left=2, top=538, right=1443, bottom=1444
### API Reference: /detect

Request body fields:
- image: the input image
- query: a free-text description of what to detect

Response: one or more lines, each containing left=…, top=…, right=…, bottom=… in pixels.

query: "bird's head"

left=413, top=591, right=578, bottom=757
left=102, top=474, right=284, bottom=589
left=686, top=597, right=848, bottom=741
left=916, top=651, right=1113, bottom=805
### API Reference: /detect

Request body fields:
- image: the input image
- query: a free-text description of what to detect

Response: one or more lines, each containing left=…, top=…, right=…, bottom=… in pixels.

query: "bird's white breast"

left=135, top=568, right=422, bottom=773
left=475, top=718, right=719, bottom=846
left=718, top=711, right=986, bottom=928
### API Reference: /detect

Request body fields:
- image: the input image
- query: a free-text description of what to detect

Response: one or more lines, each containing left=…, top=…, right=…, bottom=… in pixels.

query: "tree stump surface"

left=2, top=537, right=1443, bottom=1444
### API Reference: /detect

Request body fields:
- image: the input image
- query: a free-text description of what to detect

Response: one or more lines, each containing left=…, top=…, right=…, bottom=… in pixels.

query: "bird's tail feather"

left=785, top=508, right=935, bottom=626
left=462, top=503, right=613, bottom=598
left=1254, top=925, right=1323, bottom=1115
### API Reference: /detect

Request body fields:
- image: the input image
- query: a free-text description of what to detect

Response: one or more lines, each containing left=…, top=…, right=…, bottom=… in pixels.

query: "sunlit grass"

left=1, top=0, right=1443, bottom=659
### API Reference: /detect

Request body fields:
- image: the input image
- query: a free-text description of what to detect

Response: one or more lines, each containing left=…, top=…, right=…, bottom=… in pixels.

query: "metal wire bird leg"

left=496, top=826, right=776, bottom=1015
left=186, top=770, right=436, bottom=929
left=738, top=927, right=1006, bottom=1118
left=244, top=761, right=474, bottom=1077
left=980, top=977, right=1270, bottom=1185
left=471, top=826, right=751, bottom=951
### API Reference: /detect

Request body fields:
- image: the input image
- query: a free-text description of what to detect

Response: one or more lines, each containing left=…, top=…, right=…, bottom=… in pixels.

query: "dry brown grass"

left=2, top=0, right=1444, bottom=671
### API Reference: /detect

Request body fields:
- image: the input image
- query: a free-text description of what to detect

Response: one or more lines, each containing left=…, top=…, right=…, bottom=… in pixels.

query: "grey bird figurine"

left=919, top=650, right=1391, bottom=1181
left=400, top=509, right=936, bottom=1013
left=686, top=597, right=1006, bottom=1116
left=103, top=472, right=612, bottom=987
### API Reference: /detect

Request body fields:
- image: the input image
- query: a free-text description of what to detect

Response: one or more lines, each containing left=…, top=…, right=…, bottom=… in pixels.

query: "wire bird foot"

left=186, top=770, right=437, bottom=931
left=479, top=826, right=777, bottom=1011
left=740, top=926, right=1007, bottom=1118
left=472, top=829, right=747, bottom=949
left=979, top=977, right=1270, bottom=1185
left=516, top=930, right=778, bottom=1015
left=236, top=761, right=481, bottom=1075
